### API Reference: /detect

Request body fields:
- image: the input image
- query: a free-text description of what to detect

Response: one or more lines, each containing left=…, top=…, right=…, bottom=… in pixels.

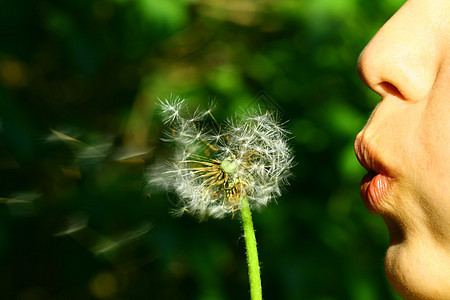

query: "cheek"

left=419, top=102, right=450, bottom=186
left=418, top=68, right=450, bottom=192
left=413, top=94, right=450, bottom=242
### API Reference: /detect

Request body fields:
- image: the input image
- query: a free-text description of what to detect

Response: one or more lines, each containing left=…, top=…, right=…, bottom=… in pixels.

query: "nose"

left=357, top=0, right=445, bottom=102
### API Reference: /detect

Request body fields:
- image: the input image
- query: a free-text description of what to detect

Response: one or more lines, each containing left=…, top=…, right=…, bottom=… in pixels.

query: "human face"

left=354, top=0, right=450, bottom=299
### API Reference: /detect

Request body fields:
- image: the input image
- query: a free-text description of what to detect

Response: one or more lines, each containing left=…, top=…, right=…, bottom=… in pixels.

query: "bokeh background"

left=0, top=0, right=407, bottom=299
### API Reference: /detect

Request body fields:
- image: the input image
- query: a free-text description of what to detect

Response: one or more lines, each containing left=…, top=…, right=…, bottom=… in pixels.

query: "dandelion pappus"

left=150, top=97, right=293, bottom=219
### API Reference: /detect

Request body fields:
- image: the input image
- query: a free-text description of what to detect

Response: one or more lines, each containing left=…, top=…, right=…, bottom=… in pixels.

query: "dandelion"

left=153, top=96, right=293, bottom=218
left=149, top=96, right=294, bottom=300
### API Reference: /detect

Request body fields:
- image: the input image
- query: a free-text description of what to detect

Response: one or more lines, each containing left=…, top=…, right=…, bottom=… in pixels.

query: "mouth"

left=355, top=135, right=394, bottom=215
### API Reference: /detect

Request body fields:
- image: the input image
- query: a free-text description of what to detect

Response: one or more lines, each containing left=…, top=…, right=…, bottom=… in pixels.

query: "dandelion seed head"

left=149, top=97, right=294, bottom=219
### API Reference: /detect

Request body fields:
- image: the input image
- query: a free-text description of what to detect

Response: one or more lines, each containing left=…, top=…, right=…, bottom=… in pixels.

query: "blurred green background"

left=0, top=0, right=406, bottom=299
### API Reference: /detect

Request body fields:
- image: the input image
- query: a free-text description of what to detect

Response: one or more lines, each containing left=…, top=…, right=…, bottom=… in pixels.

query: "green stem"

left=240, top=197, right=263, bottom=300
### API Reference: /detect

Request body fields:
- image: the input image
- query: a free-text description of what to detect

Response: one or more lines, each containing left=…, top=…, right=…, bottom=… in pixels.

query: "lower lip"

left=360, top=171, right=392, bottom=215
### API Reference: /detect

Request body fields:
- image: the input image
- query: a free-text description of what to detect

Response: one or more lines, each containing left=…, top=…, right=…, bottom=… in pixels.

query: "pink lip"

left=360, top=171, right=393, bottom=214
left=355, top=135, right=394, bottom=215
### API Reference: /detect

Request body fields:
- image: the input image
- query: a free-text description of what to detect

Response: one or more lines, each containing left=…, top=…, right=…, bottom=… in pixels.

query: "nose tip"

left=356, top=50, right=369, bottom=88
left=357, top=41, right=408, bottom=100
left=357, top=1, right=441, bottom=102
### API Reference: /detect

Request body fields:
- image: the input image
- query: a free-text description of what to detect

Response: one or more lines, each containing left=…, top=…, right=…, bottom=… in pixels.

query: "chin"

left=383, top=224, right=450, bottom=300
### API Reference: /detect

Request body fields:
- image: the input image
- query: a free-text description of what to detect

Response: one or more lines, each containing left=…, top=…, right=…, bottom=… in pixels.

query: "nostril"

left=378, top=82, right=405, bottom=100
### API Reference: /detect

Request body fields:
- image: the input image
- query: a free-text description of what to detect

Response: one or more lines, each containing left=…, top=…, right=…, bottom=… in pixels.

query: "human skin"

left=354, top=0, right=450, bottom=299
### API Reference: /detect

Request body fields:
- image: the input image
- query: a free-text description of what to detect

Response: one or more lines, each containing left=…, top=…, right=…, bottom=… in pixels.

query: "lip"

left=355, top=134, right=394, bottom=214
left=360, top=171, right=393, bottom=214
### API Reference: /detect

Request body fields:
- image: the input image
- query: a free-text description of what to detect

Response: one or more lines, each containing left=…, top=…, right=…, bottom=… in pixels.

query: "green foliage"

left=0, top=0, right=405, bottom=299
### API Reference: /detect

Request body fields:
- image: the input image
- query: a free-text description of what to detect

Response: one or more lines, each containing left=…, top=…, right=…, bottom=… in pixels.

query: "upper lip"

left=354, top=133, right=389, bottom=176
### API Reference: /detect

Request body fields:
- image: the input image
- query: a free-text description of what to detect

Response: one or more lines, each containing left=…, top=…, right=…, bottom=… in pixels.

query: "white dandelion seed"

left=149, top=98, right=294, bottom=219
left=158, top=96, right=186, bottom=124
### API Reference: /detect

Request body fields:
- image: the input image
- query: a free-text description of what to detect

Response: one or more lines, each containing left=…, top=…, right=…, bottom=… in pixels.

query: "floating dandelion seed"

left=150, top=97, right=294, bottom=219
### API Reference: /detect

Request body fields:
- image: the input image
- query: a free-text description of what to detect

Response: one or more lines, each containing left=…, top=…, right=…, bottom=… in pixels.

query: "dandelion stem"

left=240, top=196, right=263, bottom=300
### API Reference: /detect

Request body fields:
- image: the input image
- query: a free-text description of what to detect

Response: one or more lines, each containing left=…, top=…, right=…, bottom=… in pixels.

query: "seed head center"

left=220, top=157, right=238, bottom=174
